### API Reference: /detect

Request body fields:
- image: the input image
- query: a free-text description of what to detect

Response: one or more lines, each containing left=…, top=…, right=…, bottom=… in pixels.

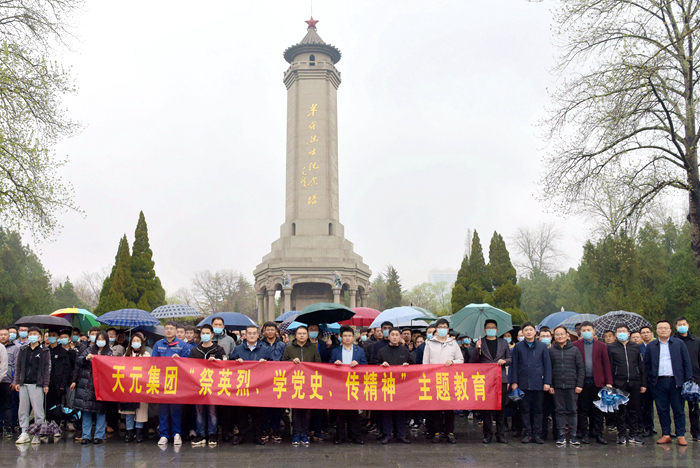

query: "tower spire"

left=305, top=16, right=319, bottom=29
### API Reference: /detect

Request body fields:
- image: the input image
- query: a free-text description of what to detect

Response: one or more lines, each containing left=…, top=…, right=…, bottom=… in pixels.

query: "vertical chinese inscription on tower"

left=302, top=103, right=320, bottom=205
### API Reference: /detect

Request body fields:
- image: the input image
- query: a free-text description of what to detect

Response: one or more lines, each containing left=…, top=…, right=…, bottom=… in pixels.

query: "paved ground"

left=3, top=416, right=699, bottom=468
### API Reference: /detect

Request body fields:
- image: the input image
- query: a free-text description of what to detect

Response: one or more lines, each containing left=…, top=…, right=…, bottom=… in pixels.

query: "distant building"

left=428, top=269, right=458, bottom=285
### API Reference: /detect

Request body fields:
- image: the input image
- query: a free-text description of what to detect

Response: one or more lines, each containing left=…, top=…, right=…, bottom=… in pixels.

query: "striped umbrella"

left=593, top=311, right=651, bottom=338
left=151, top=304, right=200, bottom=319
left=50, top=308, right=100, bottom=332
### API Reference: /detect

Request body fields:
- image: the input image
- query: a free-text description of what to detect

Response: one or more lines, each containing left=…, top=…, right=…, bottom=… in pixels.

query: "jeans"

left=18, top=384, right=44, bottom=432
left=158, top=403, right=183, bottom=439
left=195, top=405, right=217, bottom=437
left=82, top=412, right=106, bottom=440
left=651, top=377, right=686, bottom=437
left=125, top=414, right=143, bottom=431
left=521, top=390, right=544, bottom=437
left=578, top=382, right=603, bottom=437
left=553, top=388, right=578, bottom=438
left=292, top=408, right=310, bottom=436
left=614, top=380, right=641, bottom=437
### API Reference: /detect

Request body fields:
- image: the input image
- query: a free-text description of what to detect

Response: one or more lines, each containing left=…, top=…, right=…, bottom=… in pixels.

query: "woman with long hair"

left=120, top=333, right=150, bottom=443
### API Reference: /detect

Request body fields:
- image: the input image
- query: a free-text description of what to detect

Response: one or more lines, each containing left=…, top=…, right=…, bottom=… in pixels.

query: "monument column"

left=256, top=293, right=264, bottom=323
left=267, top=290, right=276, bottom=322
left=284, top=287, right=292, bottom=313
left=348, top=289, right=357, bottom=309
left=332, top=287, right=341, bottom=304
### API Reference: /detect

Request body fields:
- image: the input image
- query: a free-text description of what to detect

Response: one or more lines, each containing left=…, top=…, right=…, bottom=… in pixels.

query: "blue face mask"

left=360, top=335, right=367, bottom=342
left=678, top=325, right=689, bottom=334
left=485, top=329, right=497, bottom=338
left=28, top=335, right=39, bottom=344
left=437, top=328, right=448, bottom=338
left=456, top=340, right=463, bottom=345
left=464, top=338, right=471, bottom=345
left=48, top=337, right=57, bottom=344
left=505, top=337, right=512, bottom=344
left=213, top=327, right=223, bottom=335
left=540, top=337, right=551, bottom=346
left=109, top=337, right=116, bottom=344
left=9, top=333, right=16, bottom=341
left=617, top=332, right=629, bottom=342
left=426, top=333, right=433, bottom=341
left=383, top=329, right=390, bottom=338
left=582, top=331, right=593, bottom=341
left=89, top=335, right=97, bottom=343
left=518, top=336, right=525, bottom=342
left=309, top=331, right=319, bottom=340
left=200, top=334, right=212, bottom=343
left=72, top=335, right=80, bottom=342
left=19, top=331, right=28, bottom=339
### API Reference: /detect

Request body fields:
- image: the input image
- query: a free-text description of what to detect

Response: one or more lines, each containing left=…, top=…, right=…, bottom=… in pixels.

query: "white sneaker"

left=173, top=434, right=182, bottom=445
left=15, top=433, right=30, bottom=444
left=158, top=436, right=168, bottom=446
left=31, top=435, right=40, bottom=445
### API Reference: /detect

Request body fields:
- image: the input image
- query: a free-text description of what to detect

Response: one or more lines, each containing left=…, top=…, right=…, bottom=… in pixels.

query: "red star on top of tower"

left=305, top=16, right=319, bottom=29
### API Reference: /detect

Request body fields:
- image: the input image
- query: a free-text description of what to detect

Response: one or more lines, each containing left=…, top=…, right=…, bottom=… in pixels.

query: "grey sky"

left=41, top=0, right=592, bottom=294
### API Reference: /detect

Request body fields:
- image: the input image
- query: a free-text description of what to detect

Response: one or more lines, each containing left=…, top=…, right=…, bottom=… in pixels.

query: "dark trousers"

left=218, top=405, right=233, bottom=436
left=292, top=408, right=310, bottom=436
left=335, top=410, right=361, bottom=440
left=651, top=378, right=686, bottom=437
left=614, top=380, right=641, bottom=437
left=310, top=409, right=324, bottom=435
left=483, top=384, right=507, bottom=437
left=688, top=401, right=700, bottom=438
left=641, top=388, right=654, bottom=431
left=236, top=406, right=263, bottom=439
left=262, top=407, right=283, bottom=432
left=106, top=401, right=119, bottom=430
left=578, top=382, right=604, bottom=437
left=521, top=390, right=544, bottom=437
left=429, top=410, right=455, bottom=435
left=0, top=383, right=13, bottom=431
left=541, top=391, right=558, bottom=438
left=382, top=411, right=405, bottom=439
left=553, top=388, right=578, bottom=438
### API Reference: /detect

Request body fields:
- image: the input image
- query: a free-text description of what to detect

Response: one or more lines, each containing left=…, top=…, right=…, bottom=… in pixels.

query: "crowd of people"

left=0, top=315, right=698, bottom=450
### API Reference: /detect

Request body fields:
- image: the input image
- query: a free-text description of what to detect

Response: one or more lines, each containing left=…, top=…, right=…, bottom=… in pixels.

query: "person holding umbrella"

left=13, top=327, right=50, bottom=445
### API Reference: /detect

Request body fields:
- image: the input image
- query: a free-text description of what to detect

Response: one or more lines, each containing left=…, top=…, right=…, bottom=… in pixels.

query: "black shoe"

left=642, top=429, right=652, bottom=438
left=223, top=433, right=231, bottom=442
left=124, top=430, right=134, bottom=443
left=93, top=438, right=104, bottom=445
left=617, top=435, right=626, bottom=445
left=380, top=436, right=391, bottom=445
left=446, top=434, right=456, bottom=444
left=375, top=432, right=385, bottom=440
left=253, top=437, right=265, bottom=445
left=351, top=438, right=364, bottom=445
left=483, top=435, right=492, bottom=444
left=232, top=435, right=244, bottom=445
left=81, top=439, right=91, bottom=445
left=581, top=436, right=590, bottom=444
left=496, top=435, right=508, bottom=444
left=521, top=436, right=532, bottom=443
left=596, top=435, right=608, bottom=445
left=334, top=438, right=345, bottom=445
left=533, top=437, right=544, bottom=444
left=135, top=429, right=144, bottom=443
left=398, top=436, right=411, bottom=444
left=432, top=433, right=441, bottom=443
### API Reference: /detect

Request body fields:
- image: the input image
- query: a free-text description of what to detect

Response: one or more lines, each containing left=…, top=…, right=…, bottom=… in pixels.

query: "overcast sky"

left=39, top=0, right=597, bottom=293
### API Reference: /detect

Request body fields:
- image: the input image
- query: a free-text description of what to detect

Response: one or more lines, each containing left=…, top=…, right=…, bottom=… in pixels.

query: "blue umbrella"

left=275, top=310, right=299, bottom=323
left=368, top=306, right=438, bottom=329
left=97, top=309, right=160, bottom=328
left=198, top=312, right=256, bottom=331
left=151, top=304, right=200, bottom=319
left=538, top=311, right=578, bottom=330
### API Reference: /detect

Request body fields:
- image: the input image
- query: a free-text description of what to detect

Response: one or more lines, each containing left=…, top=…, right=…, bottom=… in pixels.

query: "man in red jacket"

left=573, top=321, right=613, bottom=445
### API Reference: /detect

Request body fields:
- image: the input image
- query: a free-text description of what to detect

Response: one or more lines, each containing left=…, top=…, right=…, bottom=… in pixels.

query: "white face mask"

left=131, top=342, right=142, bottom=350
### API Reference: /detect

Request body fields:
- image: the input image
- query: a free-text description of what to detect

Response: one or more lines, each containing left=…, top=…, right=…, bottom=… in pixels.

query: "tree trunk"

left=686, top=147, right=700, bottom=273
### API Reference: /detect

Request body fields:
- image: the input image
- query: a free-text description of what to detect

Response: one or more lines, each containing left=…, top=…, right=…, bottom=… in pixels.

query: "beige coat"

left=423, top=337, right=464, bottom=365
left=118, top=351, right=150, bottom=423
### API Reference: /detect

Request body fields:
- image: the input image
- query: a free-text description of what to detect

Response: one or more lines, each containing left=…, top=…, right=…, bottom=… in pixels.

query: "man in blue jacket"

left=331, top=325, right=368, bottom=445
left=509, top=322, right=552, bottom=444
left=152, top=320, right=191, bottom=447
left=231, top=325, right=272, bottom=445
left=644, top=319, right=693, bottom=446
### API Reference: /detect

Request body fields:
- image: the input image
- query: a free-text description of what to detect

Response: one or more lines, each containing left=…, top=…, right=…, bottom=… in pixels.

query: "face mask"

left=582, top=331, right=593, bottom=341
left=131, top=342, right=142, bottom=350
left=505, top=337, right=512, bottom=344
left=464, top=338, right=471, bottom=345
left=48, top=337, right=57, bottom=344
left=96, top=340, right=107, bottom=348
left=518, top=336, right=525, bottom=342
left=426, top=333, right=433, bottom=341
left=9, top=333, right=16, bottom=341
left=617, top=332, right=629, bottom=342
left=360, top=335, right=367, bottom=342
left=309, top=331, right=319, bottom=340
left=678, top=325, right=689, bottom=334
left=485, top=329, right=497, bottom=338
left=456, top=340, right=462, bottom=345
left=90, top=335, right=97, bottom=343
left=19, top=331, right=28, bottom=339
left=213, top=327, right=223, bottom=335
left=28, top=335, right=39, bottom=344
left=383, top=329, right=389, bottom=338
left=109, top=337, right=116, bottom=344
left=58, top=338, right=70, bottom=346
left=200, top=334, right=212, bottom=343
left=437, top=329, right=448, bottom=338
left=540, top=338, right=551, bottom=346
left=72, top=335, right=80, bottom=342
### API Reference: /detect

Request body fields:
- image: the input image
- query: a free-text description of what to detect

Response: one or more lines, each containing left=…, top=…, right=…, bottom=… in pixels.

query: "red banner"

left=93, top=356, right=502, bottom=411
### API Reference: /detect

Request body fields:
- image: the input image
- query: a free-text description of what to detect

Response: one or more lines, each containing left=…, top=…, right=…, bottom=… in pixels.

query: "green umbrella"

left=451, top=303, right=512, bottom=340
left=295, top=302, right=355, bottom=326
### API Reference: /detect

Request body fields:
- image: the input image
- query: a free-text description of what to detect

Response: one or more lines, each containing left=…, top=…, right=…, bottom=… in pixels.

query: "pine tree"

left=466, top=231, right=491, bottom=292
left=384, top=265, right=403, bottom=309
left=95, top=235, right=138, bottom=314
left=452, top=230, right=491, bottom=312
left=131, top=212, right=165, bottom=311
left=53, top=277, right=90, bottom=310
left=487, top=231, right=525, bottom=320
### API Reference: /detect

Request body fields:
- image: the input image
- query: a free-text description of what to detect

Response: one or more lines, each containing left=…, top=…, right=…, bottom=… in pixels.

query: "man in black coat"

left=46, top=330, right=70, bottom=432
left=375, top=328, right=413, bottom=445
left=549, top=326, right=584, bottom=446
left=674, top=317, right=700, bottom=441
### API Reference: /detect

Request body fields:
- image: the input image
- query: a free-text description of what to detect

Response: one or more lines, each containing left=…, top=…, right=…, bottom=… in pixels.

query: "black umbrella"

left=294, top=302, right=355, bottom=326
left=593, top=311, right=652, bottom=338
left=14, top=315, right=72, bottom=330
